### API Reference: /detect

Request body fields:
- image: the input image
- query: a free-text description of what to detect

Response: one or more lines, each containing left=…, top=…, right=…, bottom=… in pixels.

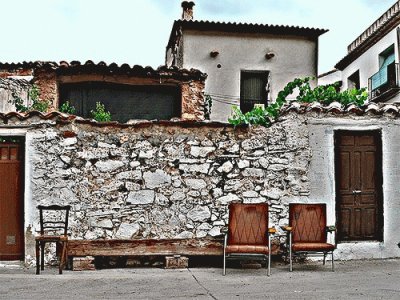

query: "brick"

left=72, top=256, right=95, bottom=271
left=165, top=255, right=189, bottom=269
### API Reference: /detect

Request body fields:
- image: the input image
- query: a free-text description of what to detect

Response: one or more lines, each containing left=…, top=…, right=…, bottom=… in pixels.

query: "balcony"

left=368, top=62, right=400, bottom=101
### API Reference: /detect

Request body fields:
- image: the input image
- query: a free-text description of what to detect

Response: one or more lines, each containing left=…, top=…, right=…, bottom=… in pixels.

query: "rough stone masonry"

left=18, top=111, right=310, bottom=262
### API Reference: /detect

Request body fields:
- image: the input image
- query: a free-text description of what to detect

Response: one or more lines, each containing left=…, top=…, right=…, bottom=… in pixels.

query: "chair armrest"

left=280, top=226, right=292, bottom=232
left=221, top=226, right=228, bottom=234
left=326, top=225, right=336, bottom=232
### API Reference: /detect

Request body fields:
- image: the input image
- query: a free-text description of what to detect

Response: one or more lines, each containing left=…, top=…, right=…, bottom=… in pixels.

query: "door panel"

left=0, top=142, right=24, bottom=260
left=335, top=131, right=383, bottom=242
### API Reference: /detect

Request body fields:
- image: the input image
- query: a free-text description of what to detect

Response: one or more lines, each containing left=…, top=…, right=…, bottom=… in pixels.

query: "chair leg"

left=331, top=251, right=335, bottom=272
left=323, top=252, right=327, bottom=265
left=59, top=241, right=67, bottom=275
left=223, top=254, right=226, bottom=276
left=223, top=235, right=227, bottom=276
left=289, top=233, right=293, bottom=272
left=267, top=235, right=271, bottom=276
left=40, top=243, right=45, bottom=271
left=36, top=241, right=40, bottom=275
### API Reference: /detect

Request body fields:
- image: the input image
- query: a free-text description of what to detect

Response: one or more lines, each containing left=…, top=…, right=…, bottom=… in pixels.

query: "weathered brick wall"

left=16, top=112, right=309, bottom=262
left=33, top=69, right=58, bottom=110
left=181, top=80, right=205, bottom=120
left=0, top=67, right=33, bottom=78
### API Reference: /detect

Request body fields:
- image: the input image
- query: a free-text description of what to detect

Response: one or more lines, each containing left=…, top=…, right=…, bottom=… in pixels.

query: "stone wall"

left=17, top=112, right=309, bottom=260
left=4, top=104, right=400, bottom=262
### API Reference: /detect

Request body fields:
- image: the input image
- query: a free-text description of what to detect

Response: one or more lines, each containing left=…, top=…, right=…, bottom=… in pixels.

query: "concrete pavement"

left=0, top=259, right=399, bottom=299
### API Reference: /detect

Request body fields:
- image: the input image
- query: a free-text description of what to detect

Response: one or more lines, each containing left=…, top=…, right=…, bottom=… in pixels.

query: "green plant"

left=228, top=77, right=369, bottom=127
left=90, top=102, right=111, bottom=122
left=204, top=94, right=213, bottom=120
left=10, top=92, right=29, bottom=112
left=59, top=101, right=76, bottom=114
left=228, top=105, right=271, bottom=127
left=8, top=84, right=49, bottom=113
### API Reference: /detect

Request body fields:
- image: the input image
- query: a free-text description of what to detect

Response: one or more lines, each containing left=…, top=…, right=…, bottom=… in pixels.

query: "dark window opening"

left=59, top=82, right=181, bottom=123
left=347, top=70, right=360, bottom=90
left=240, top=71, right=269, bottom=113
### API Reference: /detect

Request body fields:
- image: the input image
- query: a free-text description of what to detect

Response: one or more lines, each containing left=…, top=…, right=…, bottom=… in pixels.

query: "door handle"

left=352, top=190, right=362, bottom=195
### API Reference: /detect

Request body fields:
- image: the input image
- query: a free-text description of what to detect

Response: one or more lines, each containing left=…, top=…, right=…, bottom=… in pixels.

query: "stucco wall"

left=308, top=115, right=400, bottom=259
left=0, top=78, right=32, bottom=113
left=340, top=26, right=399, bottom=95
left=181, top=31, right=318, bottom=122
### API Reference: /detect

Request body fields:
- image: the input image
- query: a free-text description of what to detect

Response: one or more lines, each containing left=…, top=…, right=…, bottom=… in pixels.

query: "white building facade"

left=166, top=2, right=327, bottom=122
left=322, top=1, right=400, bottom=104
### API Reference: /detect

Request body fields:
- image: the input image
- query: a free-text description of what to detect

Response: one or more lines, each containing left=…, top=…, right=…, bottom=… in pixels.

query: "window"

left=371, top=45, right=395, bottom=91
left=347, top=70, right=360, bottom=90
left=240, top=71, right=269, bottom=113
left=59, top=82, right=181, bottom=123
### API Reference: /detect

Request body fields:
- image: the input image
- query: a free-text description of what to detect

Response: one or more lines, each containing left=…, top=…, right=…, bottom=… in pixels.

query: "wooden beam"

left=67, top=238, right=224, bottom=257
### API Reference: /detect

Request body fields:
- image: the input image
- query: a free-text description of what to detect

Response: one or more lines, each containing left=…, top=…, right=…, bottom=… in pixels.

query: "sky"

left=1, top=0, right=396, bottom=74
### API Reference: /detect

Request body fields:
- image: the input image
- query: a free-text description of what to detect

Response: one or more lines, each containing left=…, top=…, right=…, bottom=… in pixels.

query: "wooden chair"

left=283, top=203, right=336, bottom=272
left=35, top=205, right=71, bottom=274
left=223, top=202, right=275, bottom=276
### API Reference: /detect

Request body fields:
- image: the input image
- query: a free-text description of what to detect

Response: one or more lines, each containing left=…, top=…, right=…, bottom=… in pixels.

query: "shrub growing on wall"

left=9, top=84, right=50, bottom=113
left=59, top=101, right=76, bottom=114
left=90, top=102, right=112, bottom=122
left=228, top=77, right=368, bottom=127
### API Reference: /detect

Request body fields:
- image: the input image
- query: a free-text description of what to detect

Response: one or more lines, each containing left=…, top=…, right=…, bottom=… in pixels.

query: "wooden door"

left=335, top=131, right=383, bottom=242
left=0, top=142, right=24, bottom=260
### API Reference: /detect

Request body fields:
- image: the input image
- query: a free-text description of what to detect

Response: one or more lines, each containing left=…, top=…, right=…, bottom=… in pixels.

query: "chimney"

left=181, top=1, right=195, bottom=21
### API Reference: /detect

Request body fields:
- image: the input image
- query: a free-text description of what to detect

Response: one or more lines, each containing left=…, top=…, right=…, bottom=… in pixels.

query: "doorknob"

left=352, top=190, right=362, bottom=195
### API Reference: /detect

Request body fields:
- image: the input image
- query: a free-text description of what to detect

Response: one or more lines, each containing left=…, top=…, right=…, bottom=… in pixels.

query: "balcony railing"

left=368, top=62, right=400, bottom=101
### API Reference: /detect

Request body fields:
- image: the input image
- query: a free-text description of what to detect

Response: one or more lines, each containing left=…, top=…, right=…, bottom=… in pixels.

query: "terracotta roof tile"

left=2, top=102, right=400, bottom=128
left=0, top=61, right=207, bottom=81
left=281, top=101, right=400, bottom=117
left=168, top=19, right=328, bottom=49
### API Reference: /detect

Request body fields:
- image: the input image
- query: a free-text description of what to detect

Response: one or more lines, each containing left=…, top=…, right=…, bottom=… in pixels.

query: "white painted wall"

left=181, top=31, right=318, bottom=122
left=308, top=117, right=400, bottom=260
left=318, top=70, right=342, bottom=86
left=339, top=26, right=400, bottom=103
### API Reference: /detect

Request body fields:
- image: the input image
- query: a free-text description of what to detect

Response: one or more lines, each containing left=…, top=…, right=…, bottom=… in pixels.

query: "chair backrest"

left=289, top=203, right=327, bottom=243
left=38, top=205, right=71, bottom=236
left=227, top=202, right=268, bottom=246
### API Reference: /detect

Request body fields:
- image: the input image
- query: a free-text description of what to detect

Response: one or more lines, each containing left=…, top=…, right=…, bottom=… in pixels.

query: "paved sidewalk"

left=0, top=259, right=399, bottom=299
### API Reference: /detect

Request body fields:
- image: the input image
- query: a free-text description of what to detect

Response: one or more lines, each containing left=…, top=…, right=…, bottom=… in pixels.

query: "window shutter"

left=240, top=71, right=269, bottom=113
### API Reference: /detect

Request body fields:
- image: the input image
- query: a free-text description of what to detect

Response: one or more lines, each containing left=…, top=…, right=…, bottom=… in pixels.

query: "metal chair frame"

left=284, top=203, right=336, bottom=272
left=222, top=202, right=275, bottom=276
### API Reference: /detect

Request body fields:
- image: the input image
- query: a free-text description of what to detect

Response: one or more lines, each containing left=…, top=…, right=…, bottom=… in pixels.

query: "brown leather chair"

left=35, top=205, right=70, bottom=275
left=223, top=202, right=275, bottom=276
left=283, top=203, right=336, bottom=272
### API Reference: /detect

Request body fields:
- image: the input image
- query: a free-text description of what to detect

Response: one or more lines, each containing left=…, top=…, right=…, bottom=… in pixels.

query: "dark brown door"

left=0, top=142, right=24, bottom=260
left=335, top=131, right=383, bottom=242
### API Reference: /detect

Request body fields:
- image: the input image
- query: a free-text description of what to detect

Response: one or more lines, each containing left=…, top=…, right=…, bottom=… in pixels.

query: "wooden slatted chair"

left=35, top=205, right=71, bottom=275
left=223, top=202, right=275, bottom=276
left=283, top=203, right=336, bottom=272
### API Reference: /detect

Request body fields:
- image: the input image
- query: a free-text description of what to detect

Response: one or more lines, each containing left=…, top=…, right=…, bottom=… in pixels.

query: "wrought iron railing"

left=368, top=62, right=399, bottom=100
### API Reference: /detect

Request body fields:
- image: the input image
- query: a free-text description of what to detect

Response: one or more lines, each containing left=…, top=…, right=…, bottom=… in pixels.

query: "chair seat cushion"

left=226, top=244, right=269, bottom=254
left=292, top=242, right=335, bottom=252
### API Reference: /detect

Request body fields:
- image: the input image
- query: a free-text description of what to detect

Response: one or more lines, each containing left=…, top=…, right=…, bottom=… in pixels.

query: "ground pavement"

left=0, top=259, right=399, bottom=299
